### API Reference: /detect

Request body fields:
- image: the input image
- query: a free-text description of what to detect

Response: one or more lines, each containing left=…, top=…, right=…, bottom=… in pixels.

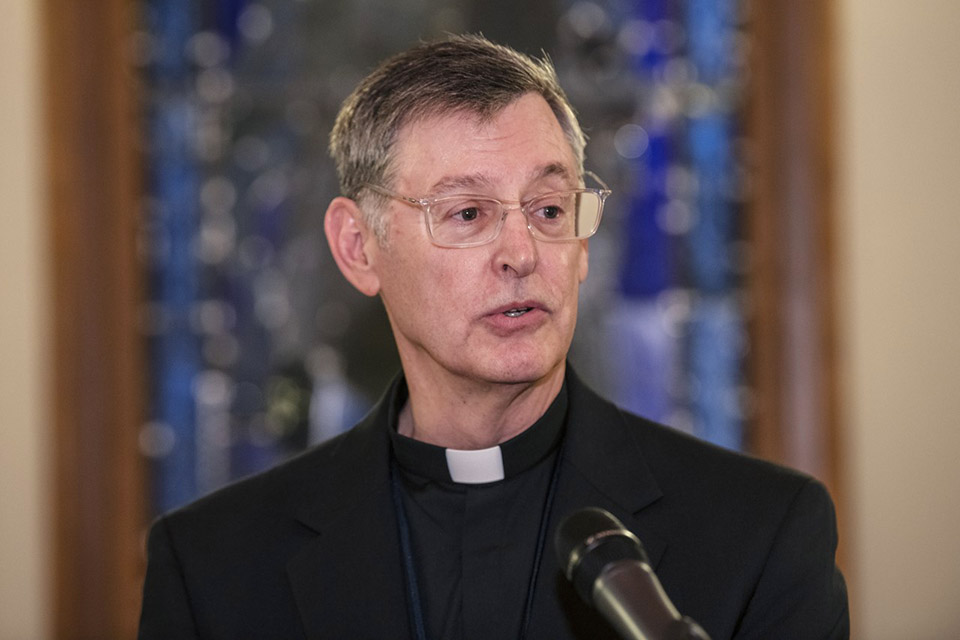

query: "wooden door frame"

left=44, top=0, right=147, bottom=637
left=744, top=0, right=845, bottom=564
left=745, top=0, right=842, bottom=496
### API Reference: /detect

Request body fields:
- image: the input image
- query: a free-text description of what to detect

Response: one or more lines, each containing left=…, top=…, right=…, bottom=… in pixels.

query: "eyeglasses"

left=361, top=175, right=611, bottom=248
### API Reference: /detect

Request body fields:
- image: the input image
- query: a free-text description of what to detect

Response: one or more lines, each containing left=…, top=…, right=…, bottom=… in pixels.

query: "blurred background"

left=136, top=0, right=751, bottom=515
left=2, top=0, right=959, bottom=638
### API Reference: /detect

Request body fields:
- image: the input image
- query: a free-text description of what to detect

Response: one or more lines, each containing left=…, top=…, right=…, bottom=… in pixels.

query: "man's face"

left=368, top=93, right=589, bottom=388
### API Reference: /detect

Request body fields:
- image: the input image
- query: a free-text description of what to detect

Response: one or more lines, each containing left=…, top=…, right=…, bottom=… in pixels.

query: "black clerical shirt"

left=387, top=382, right=568, bottom=640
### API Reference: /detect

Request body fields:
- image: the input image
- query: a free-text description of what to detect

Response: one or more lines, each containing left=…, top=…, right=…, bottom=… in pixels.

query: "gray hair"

left=329, top=34, right=586, bottom=240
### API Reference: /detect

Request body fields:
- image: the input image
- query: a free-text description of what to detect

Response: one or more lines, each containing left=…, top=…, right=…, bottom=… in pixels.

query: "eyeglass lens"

left=428, top=191, right=603, bottom=246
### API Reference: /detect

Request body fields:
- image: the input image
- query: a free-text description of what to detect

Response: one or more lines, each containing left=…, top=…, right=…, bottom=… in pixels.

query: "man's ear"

left=324, top=196, right=381, bottom=296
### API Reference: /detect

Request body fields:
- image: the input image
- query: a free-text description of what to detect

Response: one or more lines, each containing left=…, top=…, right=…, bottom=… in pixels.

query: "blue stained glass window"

left=140, top=0, right=747, bottom=514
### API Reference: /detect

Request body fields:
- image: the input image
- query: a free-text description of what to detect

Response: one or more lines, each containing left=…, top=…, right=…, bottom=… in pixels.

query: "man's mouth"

left=503, top=307, right=533, bottom=318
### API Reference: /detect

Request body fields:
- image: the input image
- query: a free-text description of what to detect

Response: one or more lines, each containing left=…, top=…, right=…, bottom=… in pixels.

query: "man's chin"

left=472, top=353, right=565, bottom=387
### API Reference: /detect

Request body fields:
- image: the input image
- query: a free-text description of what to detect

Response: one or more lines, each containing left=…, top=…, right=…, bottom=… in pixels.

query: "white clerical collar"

left=444, top=445, right=505, bottom=484
left=387, top=374, right=568, bottom=485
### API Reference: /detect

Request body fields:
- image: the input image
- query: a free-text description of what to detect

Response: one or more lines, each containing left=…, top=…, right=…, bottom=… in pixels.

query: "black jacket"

left=139, top=369, right=848, bottom=639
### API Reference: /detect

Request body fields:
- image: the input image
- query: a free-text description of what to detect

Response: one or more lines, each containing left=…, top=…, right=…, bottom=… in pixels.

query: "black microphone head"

left=554, top=507, right=649, bottom=604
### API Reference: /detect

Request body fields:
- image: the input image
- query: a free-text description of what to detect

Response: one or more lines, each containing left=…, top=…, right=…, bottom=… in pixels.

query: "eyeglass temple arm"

left=361, top=183, right=425, bottom=207
left=583, top=170, right=610, bottom=191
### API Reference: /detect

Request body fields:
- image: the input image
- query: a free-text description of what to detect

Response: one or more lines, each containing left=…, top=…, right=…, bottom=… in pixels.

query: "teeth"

left=504, top=307, right=531, bottom=317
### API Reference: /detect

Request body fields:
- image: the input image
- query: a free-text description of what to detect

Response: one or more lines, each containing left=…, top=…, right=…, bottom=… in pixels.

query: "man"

left=139, top=35, right=848, bottom=639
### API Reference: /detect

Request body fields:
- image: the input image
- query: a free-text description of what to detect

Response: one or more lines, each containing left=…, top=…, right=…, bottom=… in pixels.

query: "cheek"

left=381, top=250, right=465, bottom=330
left=553, top=245, right=588, bottom=293
left=577, top=241, right=589, bottom=283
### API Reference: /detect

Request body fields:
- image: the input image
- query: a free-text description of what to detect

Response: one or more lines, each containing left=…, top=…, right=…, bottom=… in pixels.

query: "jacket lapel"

left=554, top=368, right=668, bottom=568
left=285, top=398, right=411, bottom=639
left=526, top=369, right=670, bottom=638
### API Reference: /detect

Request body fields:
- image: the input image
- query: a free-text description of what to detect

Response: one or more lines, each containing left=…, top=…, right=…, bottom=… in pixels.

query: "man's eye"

left=455, top=207, right=480, bottom=221
left=438, top=200, right=493, bottom=223
left=540, top=205, right=562, bottom=219
left=533, top=203, right=566, bottom=221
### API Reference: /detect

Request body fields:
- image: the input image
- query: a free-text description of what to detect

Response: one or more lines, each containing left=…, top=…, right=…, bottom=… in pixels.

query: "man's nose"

left=493, top=206, right=537, bottom=277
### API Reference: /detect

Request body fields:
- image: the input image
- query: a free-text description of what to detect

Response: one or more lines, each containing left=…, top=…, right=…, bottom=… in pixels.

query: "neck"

left=397, top=363, right=566, bottom=450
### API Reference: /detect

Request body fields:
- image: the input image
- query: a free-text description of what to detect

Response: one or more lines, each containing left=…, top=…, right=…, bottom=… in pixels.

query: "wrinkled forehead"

left=388, top=95, right=581, bottom=192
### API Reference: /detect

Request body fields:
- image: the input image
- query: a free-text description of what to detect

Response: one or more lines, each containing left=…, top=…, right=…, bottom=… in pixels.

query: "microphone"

left=554, top=507, right=711, bottom=640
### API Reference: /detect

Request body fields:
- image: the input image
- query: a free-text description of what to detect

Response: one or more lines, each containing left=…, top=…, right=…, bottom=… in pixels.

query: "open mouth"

left=503, top=307, right=533, bottom=318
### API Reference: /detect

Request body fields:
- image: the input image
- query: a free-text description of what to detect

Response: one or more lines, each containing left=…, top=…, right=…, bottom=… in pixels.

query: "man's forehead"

left=390, top=95, right=579, bottom=192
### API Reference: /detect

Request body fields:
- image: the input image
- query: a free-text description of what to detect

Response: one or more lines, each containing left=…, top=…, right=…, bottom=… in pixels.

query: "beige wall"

left=836, top=1, right=960, bottom=638
left=0, top=0, right=51, bottom=638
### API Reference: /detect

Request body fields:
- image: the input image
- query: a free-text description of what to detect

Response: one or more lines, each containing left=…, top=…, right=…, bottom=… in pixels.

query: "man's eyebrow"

left=428, top=163, right=576, bottom=196
left=429, top=174, right=495, bottom=195
left=535, top=163, right=576, bottom=183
